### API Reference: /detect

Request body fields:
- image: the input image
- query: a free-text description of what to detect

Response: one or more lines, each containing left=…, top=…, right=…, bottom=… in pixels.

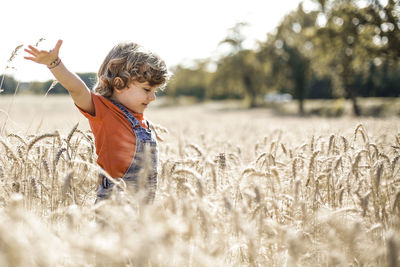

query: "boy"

left=24, top=40, right=169, bottom=202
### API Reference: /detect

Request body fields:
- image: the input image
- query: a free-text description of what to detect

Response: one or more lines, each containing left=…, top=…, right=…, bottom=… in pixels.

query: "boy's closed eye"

left=144, top=88, right=158, bottom=95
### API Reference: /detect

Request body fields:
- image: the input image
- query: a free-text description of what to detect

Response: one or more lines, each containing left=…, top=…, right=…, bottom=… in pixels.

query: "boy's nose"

left=148, top=92, right=156, bottom=101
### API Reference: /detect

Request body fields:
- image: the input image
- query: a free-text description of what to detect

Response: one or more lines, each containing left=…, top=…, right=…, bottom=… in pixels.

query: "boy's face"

left=112, top=81, right=157, bottom=113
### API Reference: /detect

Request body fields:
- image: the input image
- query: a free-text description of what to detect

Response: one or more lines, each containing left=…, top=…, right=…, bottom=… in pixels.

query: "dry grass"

left=0, top=96, right=399, bottom=266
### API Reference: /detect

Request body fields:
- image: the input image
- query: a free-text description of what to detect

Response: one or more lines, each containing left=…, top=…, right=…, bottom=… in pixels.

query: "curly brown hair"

left=94, top=42, right=169, bottom=97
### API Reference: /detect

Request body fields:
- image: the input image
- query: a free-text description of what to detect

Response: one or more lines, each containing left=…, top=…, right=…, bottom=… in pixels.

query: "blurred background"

left=1, top=0, right=399, bottom=117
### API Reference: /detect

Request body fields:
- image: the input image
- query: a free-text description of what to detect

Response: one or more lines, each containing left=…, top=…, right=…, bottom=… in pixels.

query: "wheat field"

left=0, top=95, right=399, bottom=266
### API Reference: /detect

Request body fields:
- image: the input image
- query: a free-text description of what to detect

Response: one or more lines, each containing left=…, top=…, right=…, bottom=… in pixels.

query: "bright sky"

left=0, top=0, right=315, bottom=82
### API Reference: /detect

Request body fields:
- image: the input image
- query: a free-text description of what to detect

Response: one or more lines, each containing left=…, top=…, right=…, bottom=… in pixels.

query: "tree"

left=258, top=4, right=318, bottom=114
left=166, top=60, right=213, bottom=100
left=0, top=75, right=18, bottom=94
left=28, top=72, right=97, bottom=94
left=212, top=22, right=266, bottom=107
left=311, top=0, right=400, bottom=115
left=351, top=0, right=399, bottom=59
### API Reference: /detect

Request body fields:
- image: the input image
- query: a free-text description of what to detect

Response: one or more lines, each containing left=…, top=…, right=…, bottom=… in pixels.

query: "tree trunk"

left=244, top=75, right=257, bottom=108
left=298, top=98, right=304, bottom=115
left=342, top=65, right=361, bottom=116
left=348, top=89, right=361, bottom=116
left=249, top=95, right=257, bottom=108
left=295, top=78, right=306, bottom=115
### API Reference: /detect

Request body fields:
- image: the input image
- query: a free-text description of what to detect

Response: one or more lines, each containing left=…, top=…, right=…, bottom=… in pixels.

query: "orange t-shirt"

left=77, top=92, right=148, bottom=178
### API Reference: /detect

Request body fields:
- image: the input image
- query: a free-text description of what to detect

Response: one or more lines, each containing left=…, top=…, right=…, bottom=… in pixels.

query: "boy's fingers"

left=27, top=45, right=39, bottom=53
left=24, top=49, right=36, bottom=56
left=54, top=39, right=63, bottom=53
left=24, top=57, right=35, bottom=61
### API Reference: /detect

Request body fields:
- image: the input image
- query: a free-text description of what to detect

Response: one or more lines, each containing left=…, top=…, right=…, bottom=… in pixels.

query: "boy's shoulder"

left=77, top=91, right=115, bottom=121
left=91, top=92, right=114, bottom=109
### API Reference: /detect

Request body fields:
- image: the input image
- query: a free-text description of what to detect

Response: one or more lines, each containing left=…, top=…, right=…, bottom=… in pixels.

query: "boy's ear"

left=113, top=77, right=125, bottom=90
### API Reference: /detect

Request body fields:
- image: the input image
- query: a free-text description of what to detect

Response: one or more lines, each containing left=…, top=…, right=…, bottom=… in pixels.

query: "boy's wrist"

left=47, top=57, right=61, bottom=69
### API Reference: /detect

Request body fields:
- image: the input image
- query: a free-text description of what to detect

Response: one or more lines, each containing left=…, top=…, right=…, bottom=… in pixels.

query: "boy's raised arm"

left=24, top=40, right=95, bottom=115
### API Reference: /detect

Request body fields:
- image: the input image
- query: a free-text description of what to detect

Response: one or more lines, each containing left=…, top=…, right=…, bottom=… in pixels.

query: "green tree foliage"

left=149, top=1, right=400, bottom=115
left=166, top=60, right=213, bottom=100
left=351, top=0, right=399, bottom=59
left=210, top=49, right=265, bottom=105
left=6, top=1, right=396, bottom=118
left=307, top=75, right=333, bottom=99
left=212, top=22, right=266, bottom=107
left=27, top=73, right=97, bottom=94
left=311, top=0, right=400, bottom=115
left=258, top=4, right=318, bottom=114
left=0, top=75, right=18, bottom=94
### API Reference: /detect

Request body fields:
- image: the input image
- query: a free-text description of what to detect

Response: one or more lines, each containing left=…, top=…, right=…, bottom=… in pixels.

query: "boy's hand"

left=24, top=40, right=62, bottom=68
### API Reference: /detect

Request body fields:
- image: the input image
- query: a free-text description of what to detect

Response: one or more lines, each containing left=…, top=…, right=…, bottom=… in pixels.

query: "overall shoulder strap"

left=109, top=99, right=140, bottom=129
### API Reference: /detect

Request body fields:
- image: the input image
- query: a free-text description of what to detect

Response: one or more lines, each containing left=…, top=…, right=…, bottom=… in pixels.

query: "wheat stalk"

left=306, top=150, right=320, bottom=186
left=186, top=144, right=203, bottom=157
left=54, top=147, right=67, bottom=166
left=0, top=104, right=398, bottom=266
left=27, top=133, right=57, bottom=152
left=328, top=134, right=335, bottom=155
left=7, top=133, right=27, bottom=147
left=341, top=136, right=349, bottom=153
left=66, top=123, right=79, bottom=144
left=0, top=139, right=18, bottom=163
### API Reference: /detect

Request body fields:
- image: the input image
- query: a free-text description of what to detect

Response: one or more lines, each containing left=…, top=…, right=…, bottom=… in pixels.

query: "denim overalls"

left=96, top=100, right=158, bottom=203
